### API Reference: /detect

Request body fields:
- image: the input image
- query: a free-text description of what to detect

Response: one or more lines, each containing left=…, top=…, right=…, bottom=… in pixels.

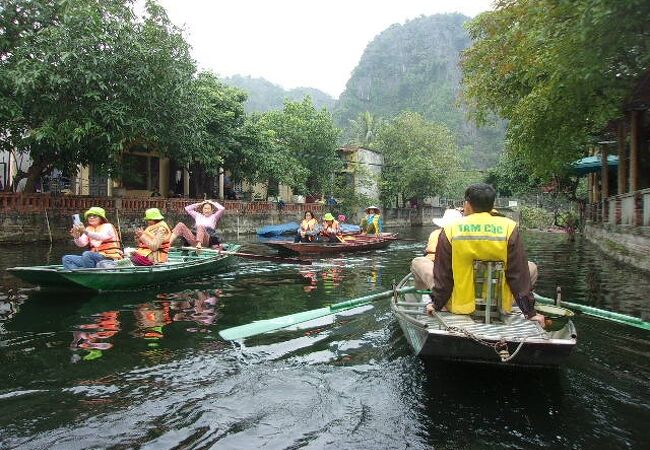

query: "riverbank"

left=585, top=223, right=650, bottom=272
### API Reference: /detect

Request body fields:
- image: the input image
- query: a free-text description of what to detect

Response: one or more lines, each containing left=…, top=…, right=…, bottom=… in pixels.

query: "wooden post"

left=618, top=121, right=627, bottom=195
left=630, top=110, right=639, bottom=192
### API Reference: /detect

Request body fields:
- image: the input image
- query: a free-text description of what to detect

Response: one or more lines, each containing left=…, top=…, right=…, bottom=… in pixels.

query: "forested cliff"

left=335, top=14, right=505, bottom=168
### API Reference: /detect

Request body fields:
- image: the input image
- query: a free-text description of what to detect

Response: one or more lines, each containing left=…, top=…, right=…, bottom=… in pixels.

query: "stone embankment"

left=585, top=224, right=650, bottom=272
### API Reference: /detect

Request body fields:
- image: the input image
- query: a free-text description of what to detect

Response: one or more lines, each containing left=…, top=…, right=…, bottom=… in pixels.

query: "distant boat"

left=263, top=233, right=397, bottom=255
left=7, top=245, right=241, bottom=292
left=391, top=273, right=577, bottom=367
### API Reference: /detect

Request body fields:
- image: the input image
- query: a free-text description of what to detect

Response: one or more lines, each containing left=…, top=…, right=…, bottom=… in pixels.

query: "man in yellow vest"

left=426, top=183, right=545, bottom=326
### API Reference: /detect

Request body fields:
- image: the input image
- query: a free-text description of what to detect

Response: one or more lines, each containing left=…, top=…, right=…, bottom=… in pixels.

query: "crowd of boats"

left=7, top=185, right=648, bottom=368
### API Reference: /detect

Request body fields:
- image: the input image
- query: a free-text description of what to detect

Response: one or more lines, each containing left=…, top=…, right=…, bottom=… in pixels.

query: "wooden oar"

left=534, top=294, right=650, bottom=331
left=219, top=286, right=416, bottom=340
left=180, top=247, right=311, bottom=265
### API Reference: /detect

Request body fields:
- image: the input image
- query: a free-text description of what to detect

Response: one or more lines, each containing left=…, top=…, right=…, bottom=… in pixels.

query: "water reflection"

left=160, top=289, right=222, bottom=330
left=71, top=311, right=120, bottom=361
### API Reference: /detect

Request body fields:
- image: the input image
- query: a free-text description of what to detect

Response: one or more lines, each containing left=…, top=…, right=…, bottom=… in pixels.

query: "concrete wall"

left=585, top=223, right=650, bottom=272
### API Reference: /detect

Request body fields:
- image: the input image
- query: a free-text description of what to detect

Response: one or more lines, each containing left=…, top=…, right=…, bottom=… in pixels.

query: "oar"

left=534, top=294, right=650, bottom=331
left=180, top=247, right=311, bottom=265
left=219, top=286, right=416, bottom=340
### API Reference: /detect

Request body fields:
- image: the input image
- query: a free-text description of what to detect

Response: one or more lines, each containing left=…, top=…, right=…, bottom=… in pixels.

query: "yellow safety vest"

left=442, top=212, right=516, bottom=314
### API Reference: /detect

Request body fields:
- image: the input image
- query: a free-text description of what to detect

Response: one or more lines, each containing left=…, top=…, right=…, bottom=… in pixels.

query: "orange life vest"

left=88, top=223, right=123, bottom=260
left=136, top=221, right=171, bottom=263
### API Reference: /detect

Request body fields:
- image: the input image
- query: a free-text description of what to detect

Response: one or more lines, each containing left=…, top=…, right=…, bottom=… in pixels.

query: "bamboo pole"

left=44, top=208, right=53, bottom=243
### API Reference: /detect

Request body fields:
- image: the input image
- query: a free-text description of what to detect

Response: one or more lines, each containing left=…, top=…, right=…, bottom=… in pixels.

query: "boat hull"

left=7, top=245, right=240, bottom=292
left=391, top=276, right=577, bottom=367
left=264, top=234, right=397, bottom=255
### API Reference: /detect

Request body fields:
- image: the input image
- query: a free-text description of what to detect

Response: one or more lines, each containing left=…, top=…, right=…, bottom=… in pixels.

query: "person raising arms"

left=170, top=200, right=225, bottom=249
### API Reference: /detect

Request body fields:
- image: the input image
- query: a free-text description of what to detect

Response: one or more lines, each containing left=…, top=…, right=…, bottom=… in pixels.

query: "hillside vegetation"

left=335, top=14, right=505, bottom=169
left=222, top=75, right=335, bottom=113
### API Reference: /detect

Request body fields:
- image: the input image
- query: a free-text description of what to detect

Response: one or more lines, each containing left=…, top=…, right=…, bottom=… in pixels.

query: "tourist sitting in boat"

left=131, top=208, right=172, bottom=266
left=294, top=210, right=319, bottom=242
left=62, top=207, right=123, bottom=269
left=360, top=206, right=383, bottom=237
left=425, top=183, right=545, bottom=326
left=169, top=200, right=225, bottom=249
left=320, top=213, right=342, bottom=243
left=411, top=208, right=462, bottom=290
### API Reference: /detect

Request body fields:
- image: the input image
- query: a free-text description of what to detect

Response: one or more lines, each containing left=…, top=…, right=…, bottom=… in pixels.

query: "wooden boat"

left=263, top=233, right=397, bottom=255
left=6, top=244, right=241, bottom=292
left=391, top=272, right=577, bottom=367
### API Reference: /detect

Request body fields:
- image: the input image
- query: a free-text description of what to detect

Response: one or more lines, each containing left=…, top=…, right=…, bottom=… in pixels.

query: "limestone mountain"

left=334, top=13, right=505, bottom=168
left=222, top=75, right=335, bottom=113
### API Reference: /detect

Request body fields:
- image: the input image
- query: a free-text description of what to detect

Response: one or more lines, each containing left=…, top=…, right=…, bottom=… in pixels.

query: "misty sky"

left=156, top=0, right=494, bottom=98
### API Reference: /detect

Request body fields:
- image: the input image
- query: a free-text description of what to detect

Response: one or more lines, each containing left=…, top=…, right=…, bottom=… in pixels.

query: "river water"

left=0, top=230, right=648, bottom=449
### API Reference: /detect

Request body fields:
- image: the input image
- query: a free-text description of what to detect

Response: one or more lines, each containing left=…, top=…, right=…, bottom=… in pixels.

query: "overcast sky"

left=156, top=0, right=494, bottom=98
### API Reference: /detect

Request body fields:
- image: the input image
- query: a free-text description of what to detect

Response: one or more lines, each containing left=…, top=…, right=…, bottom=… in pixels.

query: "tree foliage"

left=376, top=112, right=461, bottom=204
left=345, top=111, right=382, bottom=149
left=0, top=0, right=200, bottom=190
left=461, top=0, right=650, bottom=177
left=257, top=97, right=341, bottom=195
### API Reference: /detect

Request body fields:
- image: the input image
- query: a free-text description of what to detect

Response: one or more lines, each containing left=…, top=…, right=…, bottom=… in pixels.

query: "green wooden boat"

left=7, top=244, right=241, bottom=292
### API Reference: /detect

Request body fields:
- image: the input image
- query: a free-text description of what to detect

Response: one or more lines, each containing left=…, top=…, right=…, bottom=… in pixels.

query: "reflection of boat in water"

left=391, top=273, right=577, bottom=367
left=6, top=245, right=240, bottom=292
left=264, top=233, right=397, bottom=255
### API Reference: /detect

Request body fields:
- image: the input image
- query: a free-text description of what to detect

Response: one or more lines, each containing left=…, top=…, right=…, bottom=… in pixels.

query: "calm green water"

left=0, top=230, right=648, bottom=449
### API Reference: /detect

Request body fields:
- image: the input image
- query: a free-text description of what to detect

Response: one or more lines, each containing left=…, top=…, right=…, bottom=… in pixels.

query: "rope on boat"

left=397, top=272, right=531, bottom=363
left=445, top=325, right=528, bottom=363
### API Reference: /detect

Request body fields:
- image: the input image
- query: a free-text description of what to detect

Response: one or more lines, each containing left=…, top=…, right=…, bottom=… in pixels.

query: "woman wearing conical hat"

left=62, top=206, right=123, bottom=269
left=360, top=206, right=383, bottom=237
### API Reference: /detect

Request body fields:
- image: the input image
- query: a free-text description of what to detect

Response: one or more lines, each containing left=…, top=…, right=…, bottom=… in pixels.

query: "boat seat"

left=472, top=260, right=506, bottom=324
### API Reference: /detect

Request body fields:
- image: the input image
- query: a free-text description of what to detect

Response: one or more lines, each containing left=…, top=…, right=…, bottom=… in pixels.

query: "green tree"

left=376, top=112, right=461, bottom=205
left=257, top=97, right=341, bottom=195
left=347, top=111, right=382, bottom=148
left=461, top=0, right=650, bottom=176
left=0, top=0, right=198, bottom=191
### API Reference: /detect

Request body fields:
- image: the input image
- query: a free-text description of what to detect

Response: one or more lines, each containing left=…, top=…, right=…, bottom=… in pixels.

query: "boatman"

left=425, top=183, right=545, bottom=326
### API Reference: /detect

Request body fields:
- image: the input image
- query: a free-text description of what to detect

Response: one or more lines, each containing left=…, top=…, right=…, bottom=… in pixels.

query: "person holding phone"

left=62, top=207, right=123, bottom=269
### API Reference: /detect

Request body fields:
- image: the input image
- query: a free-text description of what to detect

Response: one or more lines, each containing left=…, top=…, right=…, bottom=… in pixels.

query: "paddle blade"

left=219, top=307, right=333, bottom=340
left=219, top=287, right=415, bottom=341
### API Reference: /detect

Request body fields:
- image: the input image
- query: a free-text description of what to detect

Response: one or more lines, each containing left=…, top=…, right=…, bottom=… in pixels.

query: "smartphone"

left=72, top=214, right=82, bottom=226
